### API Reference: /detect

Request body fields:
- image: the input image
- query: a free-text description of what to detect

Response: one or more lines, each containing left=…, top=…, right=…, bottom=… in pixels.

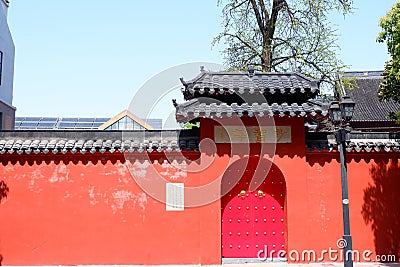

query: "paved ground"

left=7, top=264, right=399, bottom=266
left=36, top=263, right=398, bottom=267
left=201, top=264, right=400, bottom=267
left=130, top=264, right=396, bottom=267
left=142, top=264, right=396, bottom=267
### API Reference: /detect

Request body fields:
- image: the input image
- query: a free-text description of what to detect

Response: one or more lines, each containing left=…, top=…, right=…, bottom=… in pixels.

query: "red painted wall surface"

left=201, top=116, right=399, bottom=263
left=0, top=153, right=221, bottom=265
left=0, top=116, right=398, bottom=265
left=304, top=154, right=400, bottom=263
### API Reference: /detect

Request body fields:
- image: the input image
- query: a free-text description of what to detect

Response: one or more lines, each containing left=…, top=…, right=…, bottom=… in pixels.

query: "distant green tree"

left=377, top=2, right=400, bottom=120
left=181, top=122, right=200, bottom=129
left=213, top=0, right=353, bottom=90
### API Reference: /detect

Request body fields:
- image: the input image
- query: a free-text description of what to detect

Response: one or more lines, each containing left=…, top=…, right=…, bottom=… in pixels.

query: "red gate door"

left=221, top=162, right=285, bottom=258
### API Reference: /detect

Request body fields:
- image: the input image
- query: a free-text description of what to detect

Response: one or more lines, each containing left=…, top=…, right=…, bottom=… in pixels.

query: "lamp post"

left=328, top=96, right=355, bottom=267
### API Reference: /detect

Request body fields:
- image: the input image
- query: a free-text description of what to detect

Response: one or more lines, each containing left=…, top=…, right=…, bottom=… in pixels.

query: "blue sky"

left=7, top=1, right=397, bottom=120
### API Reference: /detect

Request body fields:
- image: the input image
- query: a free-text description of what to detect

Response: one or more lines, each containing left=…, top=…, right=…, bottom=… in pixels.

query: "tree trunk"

left=262, top=0, right=284, bottom=72
left=261, top=42, right=272, bottom=72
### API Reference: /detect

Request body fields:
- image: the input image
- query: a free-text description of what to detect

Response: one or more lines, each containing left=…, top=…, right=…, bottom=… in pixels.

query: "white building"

left=0, top=0, right=15, bottom=129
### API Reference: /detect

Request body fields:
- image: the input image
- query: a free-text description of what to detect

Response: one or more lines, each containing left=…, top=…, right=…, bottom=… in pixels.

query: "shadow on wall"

left=362, top=160, right=400, bottom=262
left=0, top=180, right=9, bottom=266
left=0, top=180, right=8, bottom=202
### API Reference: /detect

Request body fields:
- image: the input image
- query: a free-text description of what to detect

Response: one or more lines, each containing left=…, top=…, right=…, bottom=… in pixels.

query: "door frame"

left=220, top=156, right=288, bottom=263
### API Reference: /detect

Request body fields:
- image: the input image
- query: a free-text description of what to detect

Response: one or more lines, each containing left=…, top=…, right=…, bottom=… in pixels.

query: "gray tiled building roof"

left=0, top=129, right=398, bottom=154
left=0, top=130, right=199, bottom=155
left=306, top=132, right=400, bottom=153
left=175, top=70, right=326, bottom=123
left=342, top=72, right=400, bottom=122
left=307, top=140, right=400, bottom=153
left=175, top=99, right=328, bottom=122
left=180, top=71, right=320, bottom=101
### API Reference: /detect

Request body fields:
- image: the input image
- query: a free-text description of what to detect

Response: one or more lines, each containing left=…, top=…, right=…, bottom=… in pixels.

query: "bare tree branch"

left=249, top=0, right=266, bottom=34
left=221, top=32, right=262, bottom=56
left=214, top=0, right=353, bottom=89
left=258, top=0, right=270, bottom=22
left=232, top=0, right=248, bottom=9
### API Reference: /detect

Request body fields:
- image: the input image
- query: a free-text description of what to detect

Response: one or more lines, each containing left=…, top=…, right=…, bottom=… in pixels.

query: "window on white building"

left=104, top=115, right=146, bottom=130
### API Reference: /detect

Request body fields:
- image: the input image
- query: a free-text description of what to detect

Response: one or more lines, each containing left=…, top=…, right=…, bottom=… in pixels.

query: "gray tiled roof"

left=306, top=132, right=400, bottom=153
left=342, top=72, right=400, bottom=122
left=180, top=71, right=320, bottom=99
left=0, top=130, right=397, bottom=154
left=307, top=140, right=400, bottom=153
left=345, top=140, right=400, bottom=152
left=175, top=99, right=328, bottom=122
left=0, top=130, right=199, bottom=155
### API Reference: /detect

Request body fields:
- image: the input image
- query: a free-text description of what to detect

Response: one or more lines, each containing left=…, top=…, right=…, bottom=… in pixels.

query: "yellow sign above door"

left=214, top=126, right=292, bottom=143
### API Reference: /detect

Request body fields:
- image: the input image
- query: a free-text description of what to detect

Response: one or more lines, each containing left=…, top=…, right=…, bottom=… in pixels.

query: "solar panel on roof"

left=41, top=117, right=58, bottom=122
left=75, top=123, right=94, bottom=128
left=37, top=122, right=57, bottom=128
left=24, top=117, right=41, bottom=122
left=145, top=119, right=163, bottom=129
left=37, top=125, right=55, bottom=129
left=19, top=126, right=36, bottom=130
left=78, top=118, right=95, bottom=122
left=60, top=118, right=79, bottom=122
left=21, top=122, right=38, bottom=127
left=58, top=122, right=76, bottom=128
left=14, top=116, right=161, bottom=130
left=94, top=118, right=109, bottom=122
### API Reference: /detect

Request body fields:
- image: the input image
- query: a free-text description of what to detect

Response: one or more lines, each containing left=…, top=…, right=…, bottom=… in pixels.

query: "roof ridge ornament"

left=248, top=66, right=255, bottom=78
left=179, top=77, right=187, bottom=86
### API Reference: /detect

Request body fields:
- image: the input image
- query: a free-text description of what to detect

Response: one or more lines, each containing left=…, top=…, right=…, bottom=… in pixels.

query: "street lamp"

left=328, top=95, right=355, bottom=267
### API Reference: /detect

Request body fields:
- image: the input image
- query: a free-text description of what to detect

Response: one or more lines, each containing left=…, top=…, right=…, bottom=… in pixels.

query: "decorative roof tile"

left=0, top=130, right=199, bottom=155
left=307, top=140, right=400, bottom=153
left=175, top=99, right=327, bottom=122
left=1, top=129, right=397, bottom=155
left=342, top=71, right=400, bottom=122
left=181, top=71, right=319, bottom=100
left=306, top=132, right=400, bottom=153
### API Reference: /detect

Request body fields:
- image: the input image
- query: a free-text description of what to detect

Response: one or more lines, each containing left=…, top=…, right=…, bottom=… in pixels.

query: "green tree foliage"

left=181, top=122, right=200, bottom=129
left=377, top=2, right=400, bottom=108
left=213, top=0, right=353, bottom=89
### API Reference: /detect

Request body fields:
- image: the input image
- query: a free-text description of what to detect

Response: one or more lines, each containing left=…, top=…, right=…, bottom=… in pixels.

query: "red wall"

left=200, top=116, right=399, bottom=263
left=0, top=153, right=221, bottom=265
left=304, top=154, right=400, bottom=262
left=0, top=116, right=399, bottom=265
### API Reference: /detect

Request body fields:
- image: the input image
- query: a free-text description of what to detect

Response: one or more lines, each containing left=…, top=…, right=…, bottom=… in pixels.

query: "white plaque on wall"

left=166, top=183, right=184, bottom=211
left=214, top=126, right=292, bottom=143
